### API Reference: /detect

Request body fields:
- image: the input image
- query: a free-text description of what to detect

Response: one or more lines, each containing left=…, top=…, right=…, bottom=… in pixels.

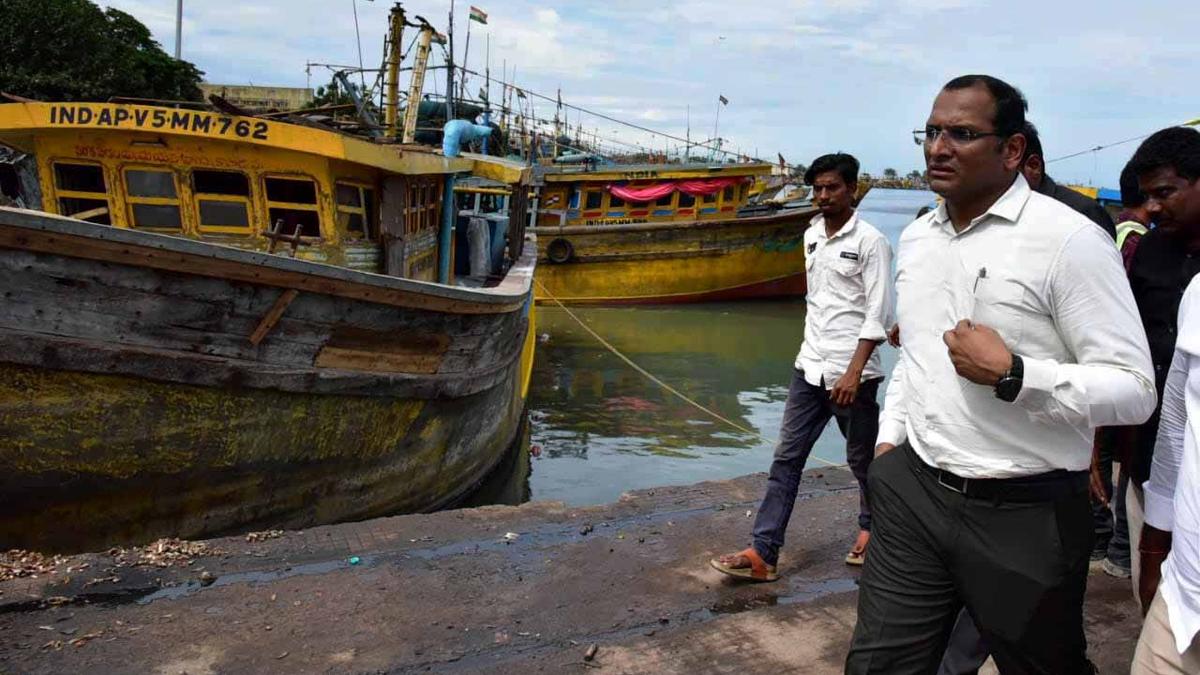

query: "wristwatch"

left=994, top=354, right=1024, bottom=402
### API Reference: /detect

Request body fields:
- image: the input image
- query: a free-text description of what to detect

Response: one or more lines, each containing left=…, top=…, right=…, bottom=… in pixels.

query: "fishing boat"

left=528, top=162, right=819, bottom=304
left=0, top=8, right=538, bottom=552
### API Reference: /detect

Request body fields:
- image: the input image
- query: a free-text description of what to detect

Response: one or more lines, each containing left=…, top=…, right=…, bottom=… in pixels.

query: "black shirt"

left=1037, top=175, right=1117, bottom=240
left=1128, top=227, right=1200, bottom=483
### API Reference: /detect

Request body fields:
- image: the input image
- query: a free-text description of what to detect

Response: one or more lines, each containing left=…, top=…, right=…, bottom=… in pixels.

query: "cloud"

left=99, top=0, right=1200, bottom=185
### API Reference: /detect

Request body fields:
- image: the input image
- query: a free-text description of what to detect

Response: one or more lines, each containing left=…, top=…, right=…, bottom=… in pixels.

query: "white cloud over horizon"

left=103, top=0, right=1199, bottom=186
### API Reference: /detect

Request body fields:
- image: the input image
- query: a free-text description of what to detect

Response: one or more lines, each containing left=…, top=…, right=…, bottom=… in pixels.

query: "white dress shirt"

left=878, top=175, right=1155, bottom=478
left=795, top=211, right=893, bottom=388
left=1145, top=276, right=1200, bottom=655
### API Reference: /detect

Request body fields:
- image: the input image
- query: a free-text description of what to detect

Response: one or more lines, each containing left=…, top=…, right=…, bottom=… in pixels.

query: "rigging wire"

left=532, top=279, right=846, bottom=470
left=1047, top=117, right=1200, bottom=165
left=453, top=65, right=761, bottom=162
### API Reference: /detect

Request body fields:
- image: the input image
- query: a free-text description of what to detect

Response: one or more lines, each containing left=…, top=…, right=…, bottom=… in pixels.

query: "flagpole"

left=686, top=104, right=691, bottom=162
left=460, top=15, right=472, bottom=100
left=712, top=97, right=721, bottom=162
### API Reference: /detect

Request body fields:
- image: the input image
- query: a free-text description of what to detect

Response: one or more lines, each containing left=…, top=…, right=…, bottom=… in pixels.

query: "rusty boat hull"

left=531, top=207, right=815, bottom=305
left=0, top=207, right=537, bottom=552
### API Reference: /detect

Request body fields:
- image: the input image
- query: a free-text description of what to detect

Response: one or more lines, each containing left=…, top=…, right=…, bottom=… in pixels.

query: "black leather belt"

left=905, top=444, right=1089, bottom=502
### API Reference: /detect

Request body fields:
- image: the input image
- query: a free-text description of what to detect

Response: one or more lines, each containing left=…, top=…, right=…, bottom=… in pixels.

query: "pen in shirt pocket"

left=968, top=267, right=987, bottom=321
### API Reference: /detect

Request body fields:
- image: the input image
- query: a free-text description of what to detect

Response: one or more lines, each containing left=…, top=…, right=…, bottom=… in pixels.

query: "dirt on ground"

left=0, top=469, right=1140, bottom=674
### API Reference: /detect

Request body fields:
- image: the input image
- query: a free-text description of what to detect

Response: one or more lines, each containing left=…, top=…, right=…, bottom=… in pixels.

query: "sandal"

left=845, top=530, right=870, bottom=566
left=710, top=547, right=779, bottom=582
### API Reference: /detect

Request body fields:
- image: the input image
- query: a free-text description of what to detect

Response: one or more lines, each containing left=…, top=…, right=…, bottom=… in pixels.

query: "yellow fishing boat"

left=528, top=162, right=818, bottom=304
left=0, top=8, right=539, bottom=552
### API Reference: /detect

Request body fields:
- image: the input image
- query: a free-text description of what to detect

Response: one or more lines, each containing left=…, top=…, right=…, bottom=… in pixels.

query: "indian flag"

left=469, top=6, right=487, bottom=24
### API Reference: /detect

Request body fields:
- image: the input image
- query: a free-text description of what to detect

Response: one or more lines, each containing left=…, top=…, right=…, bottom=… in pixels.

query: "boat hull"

left=531, top=208, right=813, bottom=304
left=0, top=207, right=536, bottom=552
left=0, top=363, right=526, bottom=552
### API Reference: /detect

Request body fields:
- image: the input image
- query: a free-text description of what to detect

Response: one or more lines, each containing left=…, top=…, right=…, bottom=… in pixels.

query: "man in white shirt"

left=1128, top=126, right=1200, bottom=674
left=1134, top=276, right=1200, bottom=673
left=845, top=75, right=1155, bottom=674
left=710, top=153, right=893, bottom=581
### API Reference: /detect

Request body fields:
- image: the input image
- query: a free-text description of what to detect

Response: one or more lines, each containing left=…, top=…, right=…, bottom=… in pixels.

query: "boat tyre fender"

left=547, top=238, right=574, bottom=264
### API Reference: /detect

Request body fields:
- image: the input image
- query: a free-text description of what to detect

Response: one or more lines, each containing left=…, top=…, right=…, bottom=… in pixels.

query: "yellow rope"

left=533, top=279, right=845, bottom=469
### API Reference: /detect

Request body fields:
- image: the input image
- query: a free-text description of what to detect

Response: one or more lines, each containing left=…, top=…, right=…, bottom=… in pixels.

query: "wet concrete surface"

left=0, top=469, right=1140, bottom=674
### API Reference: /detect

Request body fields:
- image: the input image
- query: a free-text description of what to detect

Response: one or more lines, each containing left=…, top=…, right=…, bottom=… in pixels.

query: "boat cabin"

left=531, top=162, right=773, bottom=228
left=0, top=101, right=529, bottom=283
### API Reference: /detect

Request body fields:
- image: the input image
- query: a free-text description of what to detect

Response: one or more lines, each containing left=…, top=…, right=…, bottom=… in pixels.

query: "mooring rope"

left=532, top=278, right=846, bottom=470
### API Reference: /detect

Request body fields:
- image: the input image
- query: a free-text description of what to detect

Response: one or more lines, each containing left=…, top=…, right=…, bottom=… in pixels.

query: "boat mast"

left=402, top=19, right=435, bottom=143
left=445, top=0, right=455, bottom=122
left=383, top=3, right=406, bottom=138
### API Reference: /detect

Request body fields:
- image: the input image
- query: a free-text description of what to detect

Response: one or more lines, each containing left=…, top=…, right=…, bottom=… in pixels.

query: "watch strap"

left=994, top=354, right=1024, bottom=402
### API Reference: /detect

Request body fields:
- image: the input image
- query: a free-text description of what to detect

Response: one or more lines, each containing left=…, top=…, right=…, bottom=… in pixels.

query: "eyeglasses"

left=912, top=125, right=1006, bottom=147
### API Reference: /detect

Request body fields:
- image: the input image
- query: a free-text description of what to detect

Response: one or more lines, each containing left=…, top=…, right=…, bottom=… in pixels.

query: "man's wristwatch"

left=994, top=353, right=1024, bottom=402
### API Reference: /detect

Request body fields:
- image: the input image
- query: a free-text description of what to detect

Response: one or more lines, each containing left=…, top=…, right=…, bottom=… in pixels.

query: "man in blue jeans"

left=710, top=152, right=893, bottom=580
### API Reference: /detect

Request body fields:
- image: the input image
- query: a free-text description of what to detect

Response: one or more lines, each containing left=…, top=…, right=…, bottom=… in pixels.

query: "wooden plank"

left=249, top=289, right=299, bottom=346
left=0, top=328, right=518, bottom=400
left=0, top=221, right=526, bottom=315
left=314, top=346, right=442, bottom=374
left=314, top=327, right=451, bottom=374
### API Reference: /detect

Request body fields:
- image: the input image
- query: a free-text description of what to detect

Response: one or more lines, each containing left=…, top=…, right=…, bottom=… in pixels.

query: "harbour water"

left=482, top=188, right=937, bottom=507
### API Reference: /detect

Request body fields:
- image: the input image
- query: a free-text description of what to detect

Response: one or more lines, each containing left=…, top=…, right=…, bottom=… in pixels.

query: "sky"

left=101, top=0, right=1198, bottom=186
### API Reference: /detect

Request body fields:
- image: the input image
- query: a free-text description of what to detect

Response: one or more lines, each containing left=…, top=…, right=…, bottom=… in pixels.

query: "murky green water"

left=476, top=188, right=935, bottom=507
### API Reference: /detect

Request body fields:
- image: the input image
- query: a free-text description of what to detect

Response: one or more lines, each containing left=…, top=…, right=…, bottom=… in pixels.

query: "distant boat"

left=0, top=99, right=537, bottom=552
left=528, top=162, right=821, bottom=304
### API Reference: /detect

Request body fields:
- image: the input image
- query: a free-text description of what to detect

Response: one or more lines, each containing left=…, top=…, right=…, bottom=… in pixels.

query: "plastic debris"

left=503, top=532, right=520, bottom=541
left=348, top=556, right=361, bottom=565
left=584, top=643, right=598, bottom=661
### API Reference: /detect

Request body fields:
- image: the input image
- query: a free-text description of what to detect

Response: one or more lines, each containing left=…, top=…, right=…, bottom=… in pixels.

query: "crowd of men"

left=709, top=74, right=1200, bottom=673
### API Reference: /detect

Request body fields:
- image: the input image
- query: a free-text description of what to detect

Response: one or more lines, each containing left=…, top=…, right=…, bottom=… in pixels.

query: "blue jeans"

left=1108, top=469, right=1131, bottom=568
left=750, top=369, right=880, bottom=566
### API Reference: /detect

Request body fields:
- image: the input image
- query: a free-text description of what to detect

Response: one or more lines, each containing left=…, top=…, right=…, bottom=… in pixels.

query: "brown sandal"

left=710, top=547, right=779, bottom=582
left=845, top=530, right=869, bottom=566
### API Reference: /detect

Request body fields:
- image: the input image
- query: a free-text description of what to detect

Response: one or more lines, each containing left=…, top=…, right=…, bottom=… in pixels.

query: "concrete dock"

left=0, top=469, right=1140, bottom=673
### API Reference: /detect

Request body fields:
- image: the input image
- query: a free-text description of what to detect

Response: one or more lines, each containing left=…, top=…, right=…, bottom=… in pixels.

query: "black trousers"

left=845, top=443, right=1095, bottom=675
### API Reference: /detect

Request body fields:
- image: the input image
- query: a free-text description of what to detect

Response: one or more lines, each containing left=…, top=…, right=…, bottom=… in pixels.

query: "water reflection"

left=470, top=188, right=933, bottom=508
left=534, top=302, right=806, bottom=458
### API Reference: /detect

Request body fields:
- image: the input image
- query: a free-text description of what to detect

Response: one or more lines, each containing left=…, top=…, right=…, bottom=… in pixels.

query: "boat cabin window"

left=193, top=169, right=252, bottom=233
left=583, top=190, right=602, bottom=210
left=677, top=193, right=696, bottom=208
left=654, top=193, right=673, bottom=207
left=53, top=162, right=111, bottom=224
left=701, top=192, right=717, bottom=205
left=264, top=176, right=321, bottom=238
left=336, top=182, right=376, bottom=240
left=124, top=168, right=182, bottom=230
left=404, top=178, right=442, bottom=235
left=723, top=186, right=734, bottom=203
left=608, top=194, right=625, bottom=209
